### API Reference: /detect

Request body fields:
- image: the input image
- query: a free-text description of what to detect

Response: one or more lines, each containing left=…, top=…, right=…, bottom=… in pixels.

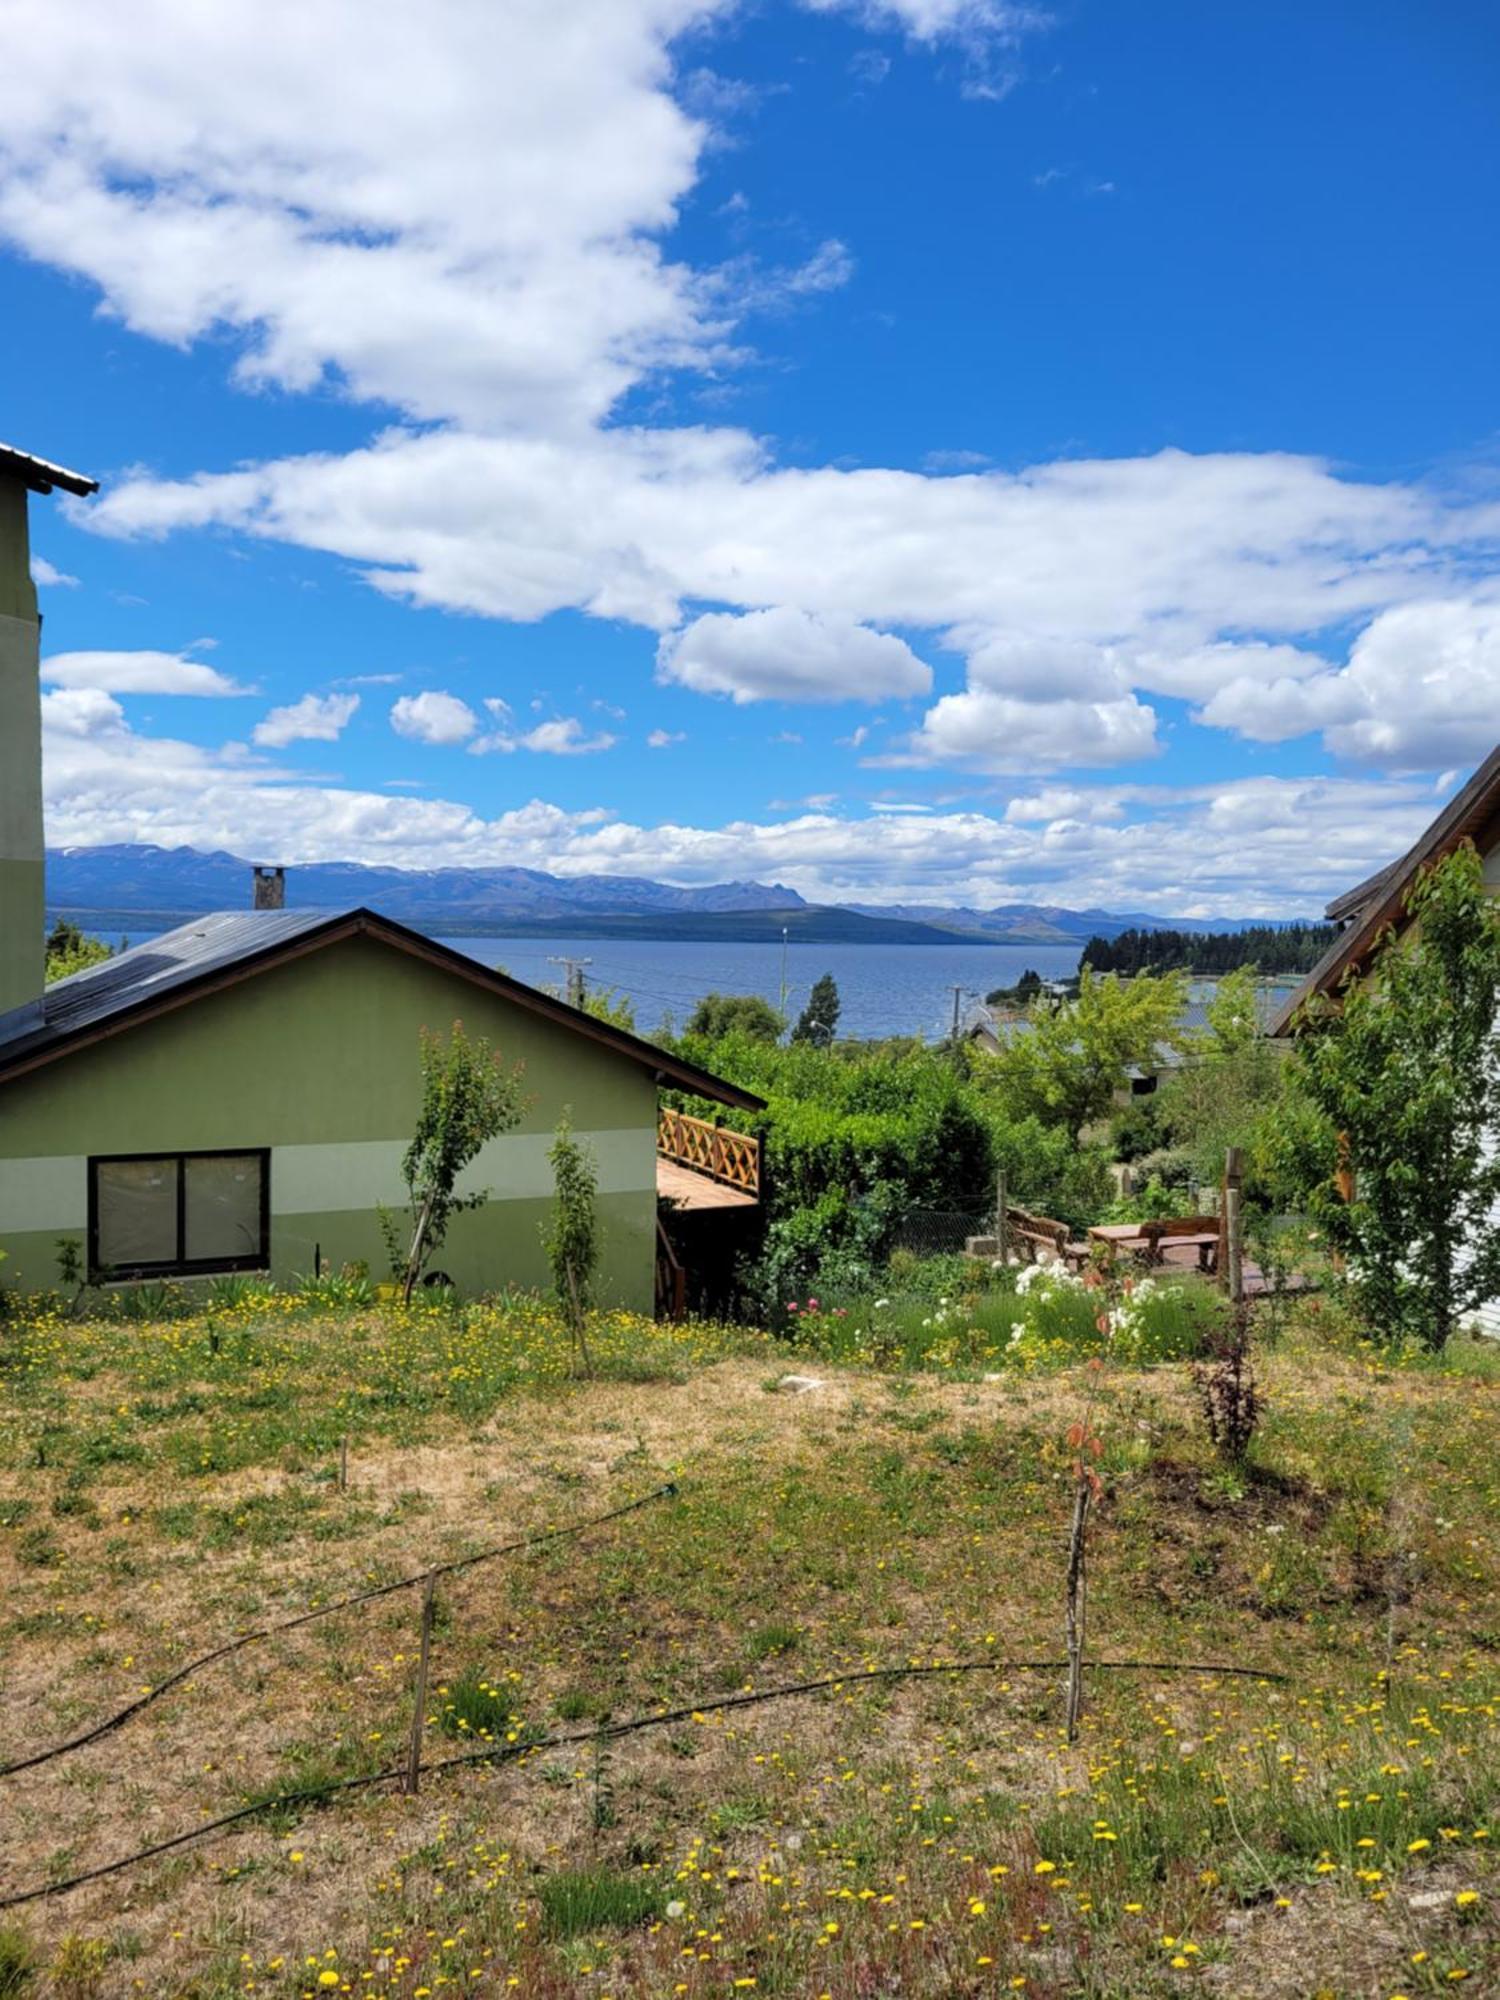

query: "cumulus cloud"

left=38, top=692, right=1454, bottom=917
left=472, top=715, right=618, bottom=755
left=885, top=686, right=1159, bottom=772
left=40, top=687, right=127, bottom=737
left=31, top=555, right=78, bottom=588
left=647, top=727, right=686, bottom=747
left=658, top=606, right=931, bottom=703
left=252, top=691, right=360, bottom=746
left=81, top=428, right=1500, bottom=769
left=389, top=690, right=478, bottom=745
left=1197, top=600, right=1500, bottom=769
left=41, top=648, right=251, bottom=697
left=11, top=0, right=1498, bottom=784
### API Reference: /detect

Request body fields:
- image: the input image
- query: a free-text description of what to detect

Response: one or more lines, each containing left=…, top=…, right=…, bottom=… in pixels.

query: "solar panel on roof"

left=0, top=910, right=340, bottom=1060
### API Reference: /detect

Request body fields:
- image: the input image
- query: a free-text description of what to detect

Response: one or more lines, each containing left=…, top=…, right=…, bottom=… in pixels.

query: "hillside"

left=45, top=844, right=1303, bottom=946
left=0, top=1296, right=1493, bottom=1998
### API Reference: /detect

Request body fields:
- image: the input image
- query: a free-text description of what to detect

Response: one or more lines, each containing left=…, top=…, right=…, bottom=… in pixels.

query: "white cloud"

left=40, top=687, right=126, bottom=737
left=658, top=606, right=931, bottom=704
left=1198, top=600, right=1500, bottom=769
left=1004, top=786, right=1129, bottom=824
left=81, top=429, right=1500, bottom=774
left=389, top=690, right=478, bottom=744
left=41, top=648, right=251, bottom=696
left=39, top=693, right=1455, bottom=918
left=252, top=691, right=360, bottom=746
left=647, top=727, right=685, bottom=747
left=31, top=555, right=78, bottom=588
left=712, top=238, right=856, bottom=317
left=11, top=0, right=1500, bottom=787
left=885, top=686, right=1159, bottom=772
left=472, top=715, right=618, bottom=755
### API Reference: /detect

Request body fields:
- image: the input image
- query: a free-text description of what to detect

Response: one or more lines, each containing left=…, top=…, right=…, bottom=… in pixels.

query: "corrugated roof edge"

left=0, top=906, right=765, bottom=1113
left=1270, top=744, right=1500, bottom=1036
left=0, top=443, right=98, bottom=497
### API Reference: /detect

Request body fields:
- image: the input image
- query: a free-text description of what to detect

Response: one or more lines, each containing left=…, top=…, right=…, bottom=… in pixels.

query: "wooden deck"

left=657, top=1156, right=759, bottom=1211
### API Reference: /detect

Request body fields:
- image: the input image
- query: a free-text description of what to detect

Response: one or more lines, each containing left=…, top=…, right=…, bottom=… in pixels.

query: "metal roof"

left=0, top=443, right=98, bottom=498
left=0, top=906, right=765, bottom=1111
left=1271, top=742, right=1500, bottom=1036
left=0, top=910, right=336, bottom=1062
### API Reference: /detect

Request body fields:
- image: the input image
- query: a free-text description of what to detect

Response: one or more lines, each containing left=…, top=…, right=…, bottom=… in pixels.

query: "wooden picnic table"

left=1087, top=1223, right=1221, bottom=1272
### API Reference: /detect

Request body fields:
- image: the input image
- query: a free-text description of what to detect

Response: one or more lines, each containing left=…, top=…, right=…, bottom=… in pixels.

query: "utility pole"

left=778, top=926, right=790, bottom=1031
left=548, top=954, right=592, bottom=1008
left=949, top=983, right=965, bottom=1050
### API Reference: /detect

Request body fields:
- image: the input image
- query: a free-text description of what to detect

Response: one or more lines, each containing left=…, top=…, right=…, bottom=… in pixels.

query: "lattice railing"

left=657, top=1107, right=761, bottom=1195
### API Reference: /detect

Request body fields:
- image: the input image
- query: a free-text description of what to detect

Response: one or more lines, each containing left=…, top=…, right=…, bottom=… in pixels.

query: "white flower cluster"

left=1014, top=1260, right=1085, bottom=1296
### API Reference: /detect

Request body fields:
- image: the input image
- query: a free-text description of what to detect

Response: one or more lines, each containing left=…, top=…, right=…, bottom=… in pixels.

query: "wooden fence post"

left=994, top=1171, right=1008, bottom=1266
left=405, top=1571, right=436, bottom=1796
left=1223, top=1147, right=1244, bottom=1304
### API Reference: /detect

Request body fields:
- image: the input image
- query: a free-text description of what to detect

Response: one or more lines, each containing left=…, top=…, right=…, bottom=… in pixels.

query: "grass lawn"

left=0, top=1291, right=1495, bottom=1998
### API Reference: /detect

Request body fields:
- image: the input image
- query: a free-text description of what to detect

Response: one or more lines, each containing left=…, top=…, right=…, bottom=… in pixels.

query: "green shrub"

left=537, top=1867, right=665, bottom=1938
left=0, top=1925, right=34, bottom=1996
left=436, top=1669, right=513, bottom=1741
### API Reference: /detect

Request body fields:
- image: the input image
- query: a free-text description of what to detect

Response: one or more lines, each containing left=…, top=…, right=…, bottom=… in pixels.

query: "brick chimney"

left=252, top=865, right=286, bottom=911
left=0, top=444, right=97, bottom=1022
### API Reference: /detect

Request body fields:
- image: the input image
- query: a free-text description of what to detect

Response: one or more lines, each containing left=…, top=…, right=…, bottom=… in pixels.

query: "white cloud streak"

left=252, top=691, right=360, bottom=746
left=41, top=648, right=251, bottom=696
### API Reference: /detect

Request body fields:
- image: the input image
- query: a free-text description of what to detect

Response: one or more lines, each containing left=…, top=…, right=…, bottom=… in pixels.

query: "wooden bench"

left=967, top=1203, right=1090, bottom=1269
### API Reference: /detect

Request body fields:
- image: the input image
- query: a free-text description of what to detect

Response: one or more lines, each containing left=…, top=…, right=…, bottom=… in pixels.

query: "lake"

left=439, top=935, right=1088, bottom=1039
left=85, top=925, right=1086, bottom=1039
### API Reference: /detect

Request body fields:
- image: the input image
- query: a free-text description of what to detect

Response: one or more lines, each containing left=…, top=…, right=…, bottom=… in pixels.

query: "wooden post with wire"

left=994, top=1170, right=1008, bottom=1268
left=405, top=1571, right=437, bottom=1796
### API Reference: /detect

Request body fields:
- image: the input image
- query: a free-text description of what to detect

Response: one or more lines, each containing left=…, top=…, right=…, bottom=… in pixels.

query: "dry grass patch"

left=0, top=1297, right=1494, bottom=1996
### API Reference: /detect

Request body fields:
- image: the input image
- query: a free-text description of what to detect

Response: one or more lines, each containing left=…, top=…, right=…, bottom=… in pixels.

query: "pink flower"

left=808, top=1297, right=820, bottom=1310
left=786, top=1302, right=799, bottom=1313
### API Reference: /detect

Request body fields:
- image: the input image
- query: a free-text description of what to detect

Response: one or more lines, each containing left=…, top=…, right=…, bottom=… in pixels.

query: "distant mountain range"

left=44, top=844, right=1295, bottom=947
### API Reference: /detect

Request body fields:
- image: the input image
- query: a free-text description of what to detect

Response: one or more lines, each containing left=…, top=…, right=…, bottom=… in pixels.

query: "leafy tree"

left=542, top=1112, right=599, bottom=1375
left=1082, top=923, right=1334, bottom=977
left=685, top=991, right=783, bottom=1042
left=791, top=972, right=840, bottom=1047
left=982, top=967, right=1190, bottom=1142
left=987, top=967, right=1044, bottom=1007
left=580, top=985, right=636, bottom=1032
left=400, top=1023, right=528, bottom=1300
left=1157, top=965, right=1287, bottom=1190
left=1195, top=965, right=1263, bottom=1058
left=1286, top=844, right=1500, bottom=1349
left=45, top=918, right=112, bottom=982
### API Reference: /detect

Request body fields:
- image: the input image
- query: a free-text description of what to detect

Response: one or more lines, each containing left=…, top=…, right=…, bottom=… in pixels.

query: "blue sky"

left=3, top=0, right=1497, bottom=914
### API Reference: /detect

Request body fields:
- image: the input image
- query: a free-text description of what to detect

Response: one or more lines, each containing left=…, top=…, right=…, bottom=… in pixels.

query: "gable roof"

left=1271, top=744, right=1500, bottom=1036
left=0, top=443, right=97, bottom=497
left=0, top=907, right=764, bottom=1111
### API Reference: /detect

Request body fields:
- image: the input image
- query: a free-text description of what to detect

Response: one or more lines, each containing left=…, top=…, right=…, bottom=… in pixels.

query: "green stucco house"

left=0, top=444, right=760, bottom=1309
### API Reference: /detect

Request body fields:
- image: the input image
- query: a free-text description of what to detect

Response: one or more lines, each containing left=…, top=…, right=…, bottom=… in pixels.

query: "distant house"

left=1271, top=744, right=1500, bottom=1339
left=0, top=444, right=761, bottom=1309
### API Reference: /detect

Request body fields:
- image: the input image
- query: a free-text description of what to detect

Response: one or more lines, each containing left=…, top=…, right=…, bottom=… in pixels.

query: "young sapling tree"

left=400, top=1023, right=527, bottom=1300
left=543, top=1111, right=601, bottom=1375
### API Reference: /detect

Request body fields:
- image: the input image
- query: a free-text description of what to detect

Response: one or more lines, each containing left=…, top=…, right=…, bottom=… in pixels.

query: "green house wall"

left=0, top=935, right=660, bottom=1308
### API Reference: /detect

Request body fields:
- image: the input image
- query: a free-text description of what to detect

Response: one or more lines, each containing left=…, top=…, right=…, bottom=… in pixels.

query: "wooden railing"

left=656, top=1107, right=761, bottom=1196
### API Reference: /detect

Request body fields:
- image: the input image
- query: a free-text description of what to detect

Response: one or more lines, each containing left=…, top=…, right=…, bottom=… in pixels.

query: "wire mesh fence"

left=887, top=1207, right=993, bottom=1260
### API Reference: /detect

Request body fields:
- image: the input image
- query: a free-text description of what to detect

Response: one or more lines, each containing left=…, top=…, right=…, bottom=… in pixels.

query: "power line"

left=546, top=954, right=592, bottom=1007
